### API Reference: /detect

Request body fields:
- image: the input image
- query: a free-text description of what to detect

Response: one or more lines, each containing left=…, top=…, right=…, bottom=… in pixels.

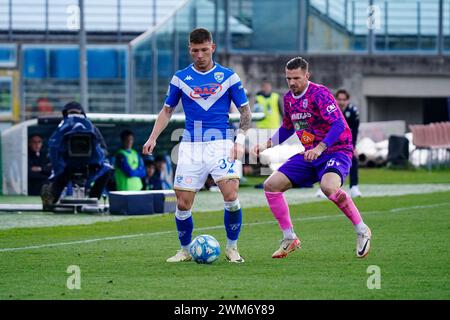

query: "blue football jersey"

left=165, top=62, right=248, bottom=142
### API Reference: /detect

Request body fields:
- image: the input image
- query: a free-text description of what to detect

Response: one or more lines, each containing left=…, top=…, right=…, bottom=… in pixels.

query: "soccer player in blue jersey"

left=143, top=28, right=251, bottom=263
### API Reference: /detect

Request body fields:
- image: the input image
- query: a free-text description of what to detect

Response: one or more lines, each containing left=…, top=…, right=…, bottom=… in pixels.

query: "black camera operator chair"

left=52, top=134, right=106, bottom=214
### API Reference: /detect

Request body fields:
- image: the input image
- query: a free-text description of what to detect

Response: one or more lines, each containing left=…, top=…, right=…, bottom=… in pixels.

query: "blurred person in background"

left=115, top=129, right=146, bottom=191
left=28, top=134, right=51, bottom=195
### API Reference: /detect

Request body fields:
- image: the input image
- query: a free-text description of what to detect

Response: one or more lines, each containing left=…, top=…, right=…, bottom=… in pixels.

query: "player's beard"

left=291, top=82, right=307, bottom=96
left=290, top=86, right=301, bottom=95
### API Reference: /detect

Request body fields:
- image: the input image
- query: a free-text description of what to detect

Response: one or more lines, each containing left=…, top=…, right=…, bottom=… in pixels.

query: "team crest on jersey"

left=214, top=72, right=224, bottom=83
left=302, top=99, right=308, bottom=109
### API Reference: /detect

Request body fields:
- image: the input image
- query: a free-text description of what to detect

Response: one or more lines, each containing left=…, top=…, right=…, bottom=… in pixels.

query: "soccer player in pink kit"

left=253, top=57, right=372, bottom=259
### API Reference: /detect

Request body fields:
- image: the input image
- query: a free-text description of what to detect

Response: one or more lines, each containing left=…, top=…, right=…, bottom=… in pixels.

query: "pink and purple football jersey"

left=282, top=81, right=353, bottom=159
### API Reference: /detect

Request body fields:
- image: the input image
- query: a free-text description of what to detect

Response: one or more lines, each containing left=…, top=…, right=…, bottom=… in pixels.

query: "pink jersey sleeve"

left=313, top=87, right=342, bottom=125
left=281, top=94, right=294, bottom=130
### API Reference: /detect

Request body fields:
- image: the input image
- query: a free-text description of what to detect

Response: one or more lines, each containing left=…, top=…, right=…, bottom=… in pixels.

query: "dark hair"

left=120, top=129, right=134, bottom=141
left=286, top=57, right=309, bottom=71
left=28, top=134, right=42, bottom=141
left=335, top=89, right=350, bottom=99
left=62, top=101, right=85, bottom=117
left=189, top=28, right=213, bottom=44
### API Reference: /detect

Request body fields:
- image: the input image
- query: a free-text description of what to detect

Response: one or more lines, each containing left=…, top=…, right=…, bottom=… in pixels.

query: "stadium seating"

left=409, top=122, right=450, bottom=170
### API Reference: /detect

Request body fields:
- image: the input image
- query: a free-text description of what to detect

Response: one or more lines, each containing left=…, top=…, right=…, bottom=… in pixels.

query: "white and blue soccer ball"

left=190, top=234, right=221, bottom=264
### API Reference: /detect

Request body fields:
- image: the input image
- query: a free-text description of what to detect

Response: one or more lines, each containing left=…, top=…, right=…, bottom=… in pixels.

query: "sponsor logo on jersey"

left=300, top=131, right=315, bottom=146
left=293, top=120, right=308, bottom=131
left=184, top=75, right=194, bottom=81
left=291, top=112, right=312, bottom=120
left=176, top=175, right=183, bottom=184
left=326, top=104, right=337, bottom=113
left=214, top=72, right=224, bottom=83
left=189, top=83, right=223, bottom=99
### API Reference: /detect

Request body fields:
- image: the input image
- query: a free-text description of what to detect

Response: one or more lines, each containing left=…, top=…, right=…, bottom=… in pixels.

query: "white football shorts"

left=174, top=140, right=242, bottom=192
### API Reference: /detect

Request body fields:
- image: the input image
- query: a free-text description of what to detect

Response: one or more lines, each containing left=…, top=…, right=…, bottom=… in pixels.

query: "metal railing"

left=309, top=0, right=449, bottom=53
left=0, top=0, right=186, bottom=40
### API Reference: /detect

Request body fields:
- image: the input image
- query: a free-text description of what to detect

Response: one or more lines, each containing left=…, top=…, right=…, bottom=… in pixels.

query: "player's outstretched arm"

left=142, top=106, right=175, bottom=155
left=252, top=125, right=294, bottom=157
left=232, top=104, right=252, bottom=160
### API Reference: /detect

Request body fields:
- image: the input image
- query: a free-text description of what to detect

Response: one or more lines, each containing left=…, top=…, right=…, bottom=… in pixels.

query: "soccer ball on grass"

left=190, top=234, right=220, bottom=264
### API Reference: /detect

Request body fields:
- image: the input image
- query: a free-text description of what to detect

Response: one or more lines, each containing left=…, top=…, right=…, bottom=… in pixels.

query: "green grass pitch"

left=1, top=190, right=449, bottom=300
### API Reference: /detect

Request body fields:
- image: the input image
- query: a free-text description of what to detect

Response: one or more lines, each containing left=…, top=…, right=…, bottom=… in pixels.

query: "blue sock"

left=224, top=208, right=242, bottom=243
left=175, top=216, right=193, bottom=247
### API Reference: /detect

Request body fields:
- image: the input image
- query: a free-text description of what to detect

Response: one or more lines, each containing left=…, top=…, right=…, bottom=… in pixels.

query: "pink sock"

left=264, top=191, right=293, bottom=231
left=328, top=189, right=362, bottom=225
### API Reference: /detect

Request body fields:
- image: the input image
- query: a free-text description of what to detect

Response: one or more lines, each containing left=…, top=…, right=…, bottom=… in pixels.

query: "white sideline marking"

left=1, top=201, right=450, bottom=253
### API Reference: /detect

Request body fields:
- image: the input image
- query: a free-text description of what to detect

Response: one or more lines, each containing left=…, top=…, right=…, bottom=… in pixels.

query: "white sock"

left=355, top=222, right=368, bottom=234
left=282, top=228, right=297, bottom=240
left=226, top=239, right=238, bottom=249
left=181, top=244, right=190, bottom=251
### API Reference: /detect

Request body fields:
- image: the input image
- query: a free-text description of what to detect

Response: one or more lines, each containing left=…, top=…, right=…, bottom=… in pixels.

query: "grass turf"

left=241, top=167, right=450, bottom=187
left=0, top=191, right=449, bottom=299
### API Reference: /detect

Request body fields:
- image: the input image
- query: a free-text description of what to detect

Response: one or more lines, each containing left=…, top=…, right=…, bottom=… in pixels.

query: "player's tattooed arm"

left=237, top=104, right=252, bottom=135
left=231, top=104, right=251, bottom=160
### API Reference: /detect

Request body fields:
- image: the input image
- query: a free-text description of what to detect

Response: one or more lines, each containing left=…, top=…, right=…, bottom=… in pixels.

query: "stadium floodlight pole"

left=367, top=0, right=374, bottom=55
left=151, top=0, right=158, bottom=114
left=117, top=0, right=122, bottom=42
left=8, top=0, right=12, bottom=40
left=79, top=0, right=89, bottom=112
left=214, top=0, right=219, bottom=46
left=19, top=43, right=26, bottom=122
left=298, top=0, right=308, bottom=53
left=117, top=0, right=122, bottom=43
left=126, top=44, right=133, bottom=114
left=417, top=2, right=421, bottom=50
left=173, top=14, right=179, bottom=73
left=438, top=0, right=443, bottom=56
left=224, top=0, right=230, bottom=55
left=45, top=0, right=49, bottom=40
